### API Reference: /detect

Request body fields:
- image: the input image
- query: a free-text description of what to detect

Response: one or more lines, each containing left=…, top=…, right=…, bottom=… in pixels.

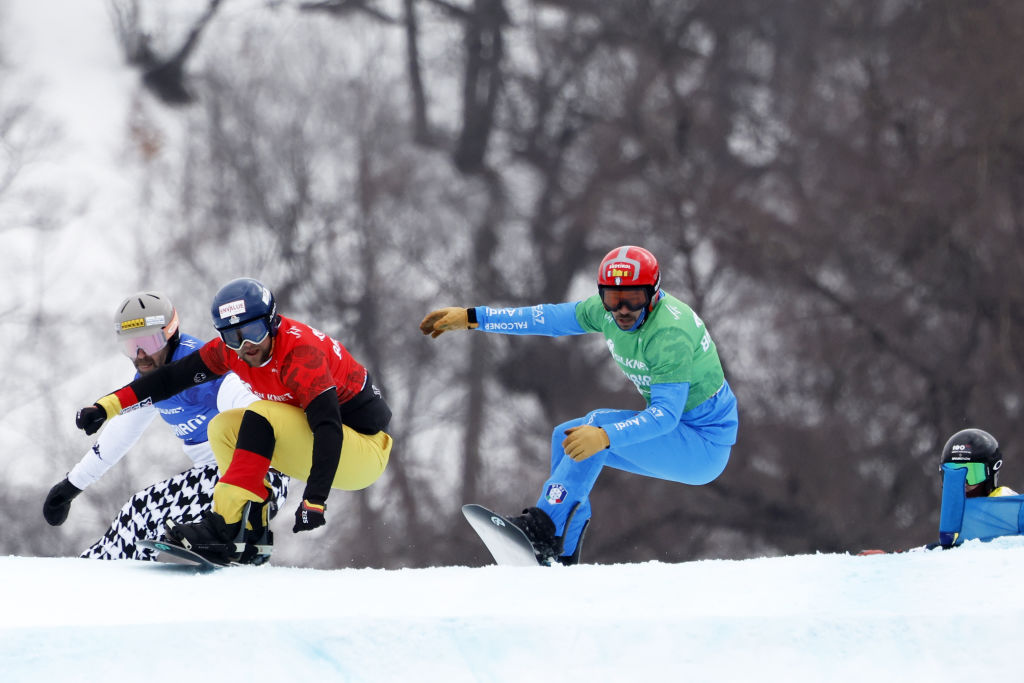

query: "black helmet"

left=210, top=278, right=280, bottom=349
left=940, top=428, right=1002, bottom=496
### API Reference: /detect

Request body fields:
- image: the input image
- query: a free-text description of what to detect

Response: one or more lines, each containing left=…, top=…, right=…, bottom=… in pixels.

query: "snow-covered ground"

left=4, top=537, right=1024, bottom=682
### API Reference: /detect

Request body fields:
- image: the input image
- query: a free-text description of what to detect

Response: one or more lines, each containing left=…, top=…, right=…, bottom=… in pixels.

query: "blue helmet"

left=210, top=278, right=281, bottom=349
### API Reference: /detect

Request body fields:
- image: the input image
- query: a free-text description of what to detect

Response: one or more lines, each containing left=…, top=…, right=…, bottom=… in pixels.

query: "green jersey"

left=573, top=293, right=725, bottom=411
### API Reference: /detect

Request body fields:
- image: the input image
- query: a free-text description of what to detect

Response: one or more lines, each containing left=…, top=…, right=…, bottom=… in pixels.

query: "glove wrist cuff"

left=302, top=496, right=327, bottom=509
left=96, top=394, right=122, bottom=420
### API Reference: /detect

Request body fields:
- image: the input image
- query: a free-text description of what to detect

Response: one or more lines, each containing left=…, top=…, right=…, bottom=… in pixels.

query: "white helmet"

left=115, top=291, right=179, bottom=357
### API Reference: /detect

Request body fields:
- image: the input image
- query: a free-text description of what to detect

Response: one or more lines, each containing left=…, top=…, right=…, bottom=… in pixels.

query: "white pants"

left=81, top=464, right=289, bottom=560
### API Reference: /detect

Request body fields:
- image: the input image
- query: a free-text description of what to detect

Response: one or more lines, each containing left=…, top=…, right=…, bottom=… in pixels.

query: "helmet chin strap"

left=633, top=289, right=662, bottom=329
left=164, top=332, right=181, bottom=358
left=628, top=308, right=652, bottom=331
left=648, top=289, right=662, bottom=311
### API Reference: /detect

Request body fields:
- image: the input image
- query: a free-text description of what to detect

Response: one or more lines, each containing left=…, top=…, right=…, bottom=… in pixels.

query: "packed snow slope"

left=3, top=537, right=1023, bottom=682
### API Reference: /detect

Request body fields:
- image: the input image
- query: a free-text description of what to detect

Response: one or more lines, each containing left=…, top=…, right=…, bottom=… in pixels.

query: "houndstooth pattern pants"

left=80, top=465, right=289, bottom=561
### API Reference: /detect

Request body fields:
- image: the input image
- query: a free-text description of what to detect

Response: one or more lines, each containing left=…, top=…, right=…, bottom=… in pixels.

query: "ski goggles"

left=219, top=318, right=271, bottom=350
left=119, top=330, right=169, bottom=358
left=599, top=286, right=651, bottom=312
left=946, top=461, right=988, bottom=486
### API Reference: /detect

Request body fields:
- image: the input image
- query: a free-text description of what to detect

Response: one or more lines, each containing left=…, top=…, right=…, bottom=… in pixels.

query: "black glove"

left=292, top=500, right=326, bottom=533
left=43, top=478, right=82, bottom=526
left=76, top=404, right=106, bottom=435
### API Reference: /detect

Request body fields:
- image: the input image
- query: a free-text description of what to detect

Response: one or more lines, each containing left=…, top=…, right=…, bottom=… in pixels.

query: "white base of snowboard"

left=462, top=504, right=545, bottom=566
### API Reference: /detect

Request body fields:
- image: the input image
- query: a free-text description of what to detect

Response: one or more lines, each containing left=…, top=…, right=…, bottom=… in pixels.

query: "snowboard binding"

left=163, top=500, right=273, bottom=566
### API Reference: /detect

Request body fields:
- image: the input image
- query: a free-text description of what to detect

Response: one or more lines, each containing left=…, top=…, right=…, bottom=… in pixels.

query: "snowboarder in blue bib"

left=420, top=245, right=739, bottom=564
left=43, top=291, right=289, bottom=560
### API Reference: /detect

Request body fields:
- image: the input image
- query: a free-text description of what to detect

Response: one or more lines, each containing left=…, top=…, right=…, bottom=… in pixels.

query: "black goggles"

left=219, top=318, right=271, bottom=350
left=599, top=286, right=651, bottom=312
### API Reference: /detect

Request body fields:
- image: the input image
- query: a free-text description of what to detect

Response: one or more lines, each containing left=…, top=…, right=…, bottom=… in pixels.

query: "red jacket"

left=199, top=316, right=367, bottom=409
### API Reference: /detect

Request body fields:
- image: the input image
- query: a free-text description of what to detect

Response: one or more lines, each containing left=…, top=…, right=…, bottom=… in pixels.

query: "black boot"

left=164, top=510, right=243, bottom=564
left=239, top=497, right=275, bottom=566
left=557, top=519, right=590, bottom=566
left=506, top=507, right=560, bottom=565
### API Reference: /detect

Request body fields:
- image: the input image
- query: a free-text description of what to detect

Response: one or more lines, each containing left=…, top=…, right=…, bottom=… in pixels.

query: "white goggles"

left=117, top=310, right=178, bottom=358
left=119, top=330, right=170, bottom=358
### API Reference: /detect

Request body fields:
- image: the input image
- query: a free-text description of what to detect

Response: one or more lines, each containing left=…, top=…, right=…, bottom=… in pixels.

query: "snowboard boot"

left=164, top=509, right=244, bottom=565
left=557, top=518, right=590, bottom=566
left=238, top=496, right=275, bottom=566
left=507, top=507, right=560, bottom=565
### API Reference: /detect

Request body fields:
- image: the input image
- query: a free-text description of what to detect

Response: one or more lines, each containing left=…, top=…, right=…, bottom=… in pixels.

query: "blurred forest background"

left=3, top=0, right=1024, bottom=569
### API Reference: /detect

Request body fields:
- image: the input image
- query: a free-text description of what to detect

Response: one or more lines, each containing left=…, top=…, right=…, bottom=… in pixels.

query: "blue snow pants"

left=535, top=382, right=737, bottom=558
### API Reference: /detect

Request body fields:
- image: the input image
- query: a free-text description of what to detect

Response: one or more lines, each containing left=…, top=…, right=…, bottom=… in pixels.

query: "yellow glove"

left=419, top=307, right=476, bottom=338
left=562, top=425, right=610, bottom=462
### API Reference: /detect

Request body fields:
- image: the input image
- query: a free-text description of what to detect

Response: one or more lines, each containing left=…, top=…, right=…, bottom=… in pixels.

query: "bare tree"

left=692, top=0, right=1024, bottom=553
left=108, top=0, right=225, bottom=104
left=25, top=0, right=1022, bottom=568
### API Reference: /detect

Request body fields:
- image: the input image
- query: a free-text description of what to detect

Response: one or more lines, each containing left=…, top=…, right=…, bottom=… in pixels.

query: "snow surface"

left=4, top=537, right=1024, bottom=682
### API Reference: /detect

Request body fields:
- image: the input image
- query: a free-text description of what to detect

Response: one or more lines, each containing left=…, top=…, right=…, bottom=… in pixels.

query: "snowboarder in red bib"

left=75, top=278, right=392, bottom=564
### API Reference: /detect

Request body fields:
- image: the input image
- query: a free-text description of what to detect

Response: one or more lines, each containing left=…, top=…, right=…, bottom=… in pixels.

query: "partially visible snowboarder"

left=44, top=291, right=289, bottom=560
left=420, top=245, right=739, bottom=564
left=73, top=278, right=392, bottom=565
left=936, top=428, right=1022, bottom=548
left=861, top=429, right=1023, bottom=555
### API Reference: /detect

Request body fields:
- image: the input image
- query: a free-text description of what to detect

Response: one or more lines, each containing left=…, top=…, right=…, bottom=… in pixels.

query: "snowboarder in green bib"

left=420, top=245, right=738, bottom=564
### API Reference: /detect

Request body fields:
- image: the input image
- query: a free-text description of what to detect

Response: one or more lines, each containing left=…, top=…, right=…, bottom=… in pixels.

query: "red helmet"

left=598, top=246, right=661, bottom=289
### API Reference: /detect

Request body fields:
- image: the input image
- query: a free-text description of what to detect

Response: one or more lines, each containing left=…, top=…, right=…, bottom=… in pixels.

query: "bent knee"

left=208, top=409, right=247, bottom=469
left=209, top=408, right=246, bottom=438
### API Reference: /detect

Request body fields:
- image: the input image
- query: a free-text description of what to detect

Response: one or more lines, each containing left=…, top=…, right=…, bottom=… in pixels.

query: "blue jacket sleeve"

left=474, top=302, right=587, bottom=336
left=604, top=382, right=690, bottom=449
left=938, top=464, right=967, bottom=547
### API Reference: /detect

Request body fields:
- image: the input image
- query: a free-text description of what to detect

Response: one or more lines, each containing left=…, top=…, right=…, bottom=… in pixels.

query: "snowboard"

left=462, top=504, right=545, bottom=566
left=138, top=538, right=231, bottom=570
